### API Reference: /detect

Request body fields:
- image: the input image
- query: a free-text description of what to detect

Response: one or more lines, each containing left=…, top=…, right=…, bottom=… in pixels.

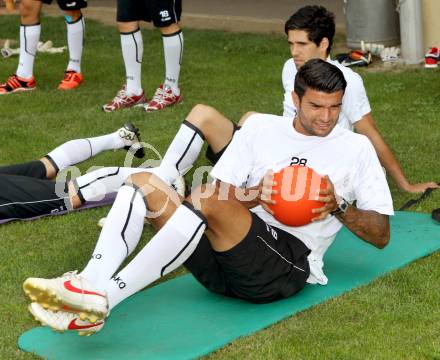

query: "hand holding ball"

left=268, top=165, right=327, bottom=226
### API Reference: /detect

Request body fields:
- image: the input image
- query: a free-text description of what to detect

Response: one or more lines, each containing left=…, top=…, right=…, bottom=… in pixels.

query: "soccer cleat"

left=118, top=122, right=145, bottom=158
left=379, top=47, right=400, bottom=63
left=28, top=302, right=105, bottom=336
left=424, top=47, right=439, bottom=68
left=143, top=84, right=182, bottom=112
left=0, top=74, right=36, bottom=95
left=58, top=70, right=83, bottom=90
left=102, top=86, right=147, bottom=112
left=337, top=50, right=372, bottom=67
left=23, top=271, right=108, bottom=323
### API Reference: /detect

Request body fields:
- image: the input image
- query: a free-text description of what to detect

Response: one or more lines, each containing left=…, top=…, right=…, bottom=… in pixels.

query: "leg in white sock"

left=105, top=202, right=206, bottom=309
left=74, top=167, right=148, bottom=203
left=102, top=178, right=257, bottom=309
left=80, top=184, right=147, bottom=291
left=66, top=15, right=85, bottom=73
left=46, top=130, right=128, bottom=171
left=154, top=120, right=205, bottom=186
left=121, top=29, right=143, bottom=96
left=162, top=30, right=183, bottom=95
left=16, top=23, right=40, bottom=79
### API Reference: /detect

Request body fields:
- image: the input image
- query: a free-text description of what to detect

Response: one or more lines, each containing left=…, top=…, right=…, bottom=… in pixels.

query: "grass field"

left=1, top=14, right=439, bottom=359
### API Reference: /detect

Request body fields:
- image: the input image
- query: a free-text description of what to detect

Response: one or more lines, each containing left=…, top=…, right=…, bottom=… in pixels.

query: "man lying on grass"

left=23, top=60, right=393, bottom=335
left=0, top=123, right=149, bottom=221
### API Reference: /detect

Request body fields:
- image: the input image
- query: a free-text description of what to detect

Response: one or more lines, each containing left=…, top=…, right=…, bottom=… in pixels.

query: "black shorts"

left=0, top=160, right=47, bottom=179
left=0, top=160, right=69, bottom=220
left=117, top=0, right=182, bottom=27
left=184, top=212, right=311, bottom=303
left=206, top=123, right=241, bottom=165
left=42, top=0, right=87, bottom=11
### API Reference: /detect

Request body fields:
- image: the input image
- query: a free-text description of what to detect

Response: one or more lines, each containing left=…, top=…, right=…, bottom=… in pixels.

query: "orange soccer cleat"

left=0, top=74, right=36, bottom=95
left=58, top=70, right=83, bottom=90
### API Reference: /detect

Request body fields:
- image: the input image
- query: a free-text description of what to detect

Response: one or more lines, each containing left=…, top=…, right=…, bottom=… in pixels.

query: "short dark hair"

left=285, top=5, right=335, bottom=55
left=294, top=59, right=347, bottom=99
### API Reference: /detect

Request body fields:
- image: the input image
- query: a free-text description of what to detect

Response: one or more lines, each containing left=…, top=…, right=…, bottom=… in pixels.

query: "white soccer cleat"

left=28, top=302, right=105, bottom=336
left=118, top=122, right=145, bottom=159
left=23, top=271, right=108, bottom=323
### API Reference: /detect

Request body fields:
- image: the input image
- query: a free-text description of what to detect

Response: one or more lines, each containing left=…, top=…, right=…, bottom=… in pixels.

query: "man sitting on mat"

left=119, top=5, right=435, bottom=195
left=23, top=60, right=393, bottom=335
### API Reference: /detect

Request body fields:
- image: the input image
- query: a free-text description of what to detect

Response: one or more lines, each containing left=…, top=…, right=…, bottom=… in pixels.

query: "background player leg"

left=0, top=0, right=40, bottom=94
left=102, top=21, right=147, bottom=112
left=145, top=22, right=183, bottom=112
left=58, top=9, right=85, bottom=90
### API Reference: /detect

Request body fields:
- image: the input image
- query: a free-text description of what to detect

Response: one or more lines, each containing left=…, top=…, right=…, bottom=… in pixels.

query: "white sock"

left=66, top=16, right=85, bottom=73
left=121, top=29, right=143, bottom=96
left=163, top=31, right=183, bottom=95
left=153, top=121, right=204, bottom=186
left=105, top=202, right=206, bottom=309
left=75, top=167, right=147, bottom=203
left=46, top=131, right=125, bottom=171
left=16, top=24, right=40, bottom=79
left=87, top=131, right=127, bottom=155
left=80, top=185, right=147, bottom=291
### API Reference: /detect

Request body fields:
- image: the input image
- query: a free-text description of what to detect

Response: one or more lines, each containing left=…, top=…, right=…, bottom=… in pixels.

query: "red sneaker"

left=58, top=70, right=83, bottom=90
left=144, top=84, right=182, bottom=112
left=102, top=86, right=147, bottom=112
left=0, top=74, right=36, bottom=95
left=425, top=47, right=439, bottom=68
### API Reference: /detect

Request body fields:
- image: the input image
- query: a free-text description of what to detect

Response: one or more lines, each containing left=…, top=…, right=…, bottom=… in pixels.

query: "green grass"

left=0, top=15, right=439, bottom=359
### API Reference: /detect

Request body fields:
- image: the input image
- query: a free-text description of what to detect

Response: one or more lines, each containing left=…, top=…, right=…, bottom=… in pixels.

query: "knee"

left=117, top=21, right=138, bottom=33
left=186, top=183, right=221, bottom=218
left=127, top=171, right=179, bottom=201
left=63, top=9, right=82, bottom=22
left=186, top=104, right=217, bottom=130
left=126, top=171, right=153, bottom=190
left=159, top=22, right=180, bottom=35
left=19, top=0, right=39, bottom=22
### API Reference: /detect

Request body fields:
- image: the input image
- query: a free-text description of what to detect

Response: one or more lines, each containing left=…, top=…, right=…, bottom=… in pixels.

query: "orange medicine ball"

left=268, top=165, right=327, bottom=227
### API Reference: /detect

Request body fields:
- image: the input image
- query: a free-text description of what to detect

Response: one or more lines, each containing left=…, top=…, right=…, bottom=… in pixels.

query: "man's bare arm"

left=336, top=207, right=390, bottom=248
left=215, top=170, right=276, bottom=213
left=312, top=176, right=390, bottom=249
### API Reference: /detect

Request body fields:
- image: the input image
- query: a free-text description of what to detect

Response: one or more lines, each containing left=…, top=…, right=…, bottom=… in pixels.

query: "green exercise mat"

left=18, top=211, right=440, bottom=359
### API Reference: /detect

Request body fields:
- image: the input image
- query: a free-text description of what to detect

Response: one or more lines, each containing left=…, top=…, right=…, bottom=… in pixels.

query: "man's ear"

left=292, top=91, right=300, bottom=109
left=319, top=37, right=330, bottom=55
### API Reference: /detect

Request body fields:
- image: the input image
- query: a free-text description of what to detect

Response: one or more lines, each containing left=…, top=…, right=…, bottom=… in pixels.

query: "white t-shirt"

left=210, top=114, right=394, bottom=285
left=282, top=58, right=372, bottom=130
